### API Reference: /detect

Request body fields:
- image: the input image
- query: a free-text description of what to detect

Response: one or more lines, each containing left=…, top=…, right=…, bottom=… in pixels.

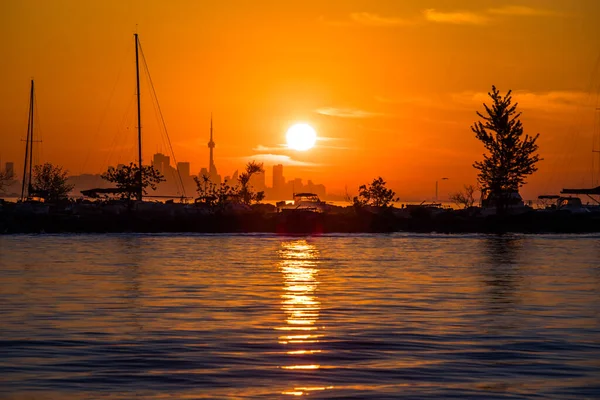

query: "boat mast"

left=28, top=80, right=34, bottom=196
left=20, top=80, right=34, bottom=201
left=135, top=33, right=143, bottom=201
left=595, top=107, right=600, bottom=187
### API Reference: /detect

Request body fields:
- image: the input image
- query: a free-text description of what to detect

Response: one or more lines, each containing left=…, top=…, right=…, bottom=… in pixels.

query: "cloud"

left=375, top=90, right=593, bottom=115
left=316, top=107, right=384, bottom=118
left=322, top=6, right=560, bottom=30
left=252, top=144, right=286, bottom=152
left=375, top=95, right=437, bottom=107
left=317, top=15, right=352, bottom=27
left=316, top=136, right=346, bottom=142
left=487, top=5, right=559, bottom=17
left=241, top=154, right=318, bottom=167
left=423, top=9, right=489, bottom=25
left=349, top=12, right=415, bottom=27
left=319, top=13, right=415, bottom=27
left=97, top=144, right=136, bottom=152
left=451, top=90, right=592, bottom=112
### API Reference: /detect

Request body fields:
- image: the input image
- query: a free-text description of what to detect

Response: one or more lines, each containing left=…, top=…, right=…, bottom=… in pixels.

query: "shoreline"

left=1, top=205, right=599, bottom=234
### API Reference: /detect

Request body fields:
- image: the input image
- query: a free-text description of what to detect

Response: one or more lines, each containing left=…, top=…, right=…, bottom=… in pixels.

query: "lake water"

left=1, top=234, right=599, bottom=399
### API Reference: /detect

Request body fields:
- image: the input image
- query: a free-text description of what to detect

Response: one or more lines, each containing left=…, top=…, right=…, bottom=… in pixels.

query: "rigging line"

left=144, top=69, right=171, bottom=160
left=140, top=47, right=184, bottom=197
left=104, top=97, right=131, bottom=169
left=32, top=89, right=43, bottom=166
left=80, top=41, right=133, bottom=175
left=556, top=62, right=600, bottom=175
left=147, top=86, right=183, bottom=195
left=542, top=51, right=600, bottom=193
left=103, top=93, right=136, bottom=172
left=138, top=41, right=186, bottom=197
left=141, top=67, right=179, bottom=194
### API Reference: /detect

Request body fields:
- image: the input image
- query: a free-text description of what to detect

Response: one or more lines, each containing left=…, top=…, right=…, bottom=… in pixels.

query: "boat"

left=277, top=192, right=329, bottom=213
left=537, top=195, right=591, bottom=214
left=479, top=190, right=533, bottom=216
left=559, top=187, right=600, bottom=211
left=274, top=193, right=329, bottom=234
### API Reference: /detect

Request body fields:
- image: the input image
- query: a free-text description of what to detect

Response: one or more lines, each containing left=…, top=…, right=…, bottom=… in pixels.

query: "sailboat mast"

left=595, top=108, right=600, bottom=187
left=28, top=80, right=34, bottom=195
left=20, top=80, right=34, bottom=201
left=134, top=33, right=143, bottom=201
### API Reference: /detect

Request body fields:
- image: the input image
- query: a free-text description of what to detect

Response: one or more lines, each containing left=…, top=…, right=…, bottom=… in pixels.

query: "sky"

left=1, top=0, right=600, bottom=200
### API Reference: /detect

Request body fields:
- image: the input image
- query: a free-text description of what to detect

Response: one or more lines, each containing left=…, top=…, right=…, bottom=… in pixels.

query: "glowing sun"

left=286, top=123, right=317, bottom=151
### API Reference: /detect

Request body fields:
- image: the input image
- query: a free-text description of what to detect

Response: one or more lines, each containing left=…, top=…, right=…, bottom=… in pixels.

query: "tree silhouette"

left=0, top=170, right=13, bottom=194
left=353, top=177, right=398, bottom=208
left=236, top=161, right=265, bottom=205
left=194, top=173, right=217, bottom=201
left=192, top=162, right=264, bottom=208
left=31, top=163, right=74, bottom=202
left=472, top=86, right=541, bottom=213
left=193, top=174, right=236, bottom=209
left=101, top=163, right=164, bottom=200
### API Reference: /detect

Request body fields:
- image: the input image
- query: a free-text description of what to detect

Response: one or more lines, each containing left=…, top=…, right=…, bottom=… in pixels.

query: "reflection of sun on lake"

left=278, top=240, right=320, bottom=347
left=277, top=240, right=332, bottom=396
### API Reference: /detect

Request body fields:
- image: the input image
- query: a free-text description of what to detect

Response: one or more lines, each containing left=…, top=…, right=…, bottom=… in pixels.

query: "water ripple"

left=1, top=234, right=599, bottom=398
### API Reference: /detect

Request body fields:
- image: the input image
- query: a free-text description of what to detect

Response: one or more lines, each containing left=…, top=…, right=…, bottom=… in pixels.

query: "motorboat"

left=277, top=193, right=329, bottom=213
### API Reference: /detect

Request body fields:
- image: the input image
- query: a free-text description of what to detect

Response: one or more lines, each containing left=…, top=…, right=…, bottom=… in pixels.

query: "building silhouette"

left=249, top=169, right=266, bottom=192
left=152, top=153, right=170, bottom=175
left=223, top=170, right=238, bottom=186
left=177, top=162, right=190, bottom=179
left=263, top=164, right=327, bottom=200
left=146, top=153, right=193, bottom=196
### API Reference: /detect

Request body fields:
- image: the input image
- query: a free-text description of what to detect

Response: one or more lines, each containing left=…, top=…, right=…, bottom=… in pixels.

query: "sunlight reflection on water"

left=277, top=240, right=331, bottom=396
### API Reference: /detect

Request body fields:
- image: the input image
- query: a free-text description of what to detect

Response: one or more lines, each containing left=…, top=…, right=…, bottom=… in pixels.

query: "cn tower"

left=208, top=113, right=217, bottom=176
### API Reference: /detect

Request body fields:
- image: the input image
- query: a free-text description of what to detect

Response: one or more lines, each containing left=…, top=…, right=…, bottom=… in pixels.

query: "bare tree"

left=343, top=185, right=353, bottom=204
left=450, top=184, right=477, bottom=209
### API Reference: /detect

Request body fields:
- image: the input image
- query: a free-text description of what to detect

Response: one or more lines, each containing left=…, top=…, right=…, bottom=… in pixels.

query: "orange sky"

left=1, top=0, right=600, bottom=200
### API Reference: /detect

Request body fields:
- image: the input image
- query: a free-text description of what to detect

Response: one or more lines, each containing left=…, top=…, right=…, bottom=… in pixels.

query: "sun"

left=286, top=123, right=317, bottom=151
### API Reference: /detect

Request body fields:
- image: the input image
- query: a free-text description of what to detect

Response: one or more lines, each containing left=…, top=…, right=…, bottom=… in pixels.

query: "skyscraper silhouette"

left=273, top=164, right=284, bottom=189
left=272, top=164, right=285, bottom=199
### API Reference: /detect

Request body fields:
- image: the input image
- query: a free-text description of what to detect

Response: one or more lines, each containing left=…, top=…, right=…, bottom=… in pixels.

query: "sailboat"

left=20, top=80, right=35, bottom=201
left=15, top=80, right=50, bottom=214
left=82, top=34, right=186, bottom=202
